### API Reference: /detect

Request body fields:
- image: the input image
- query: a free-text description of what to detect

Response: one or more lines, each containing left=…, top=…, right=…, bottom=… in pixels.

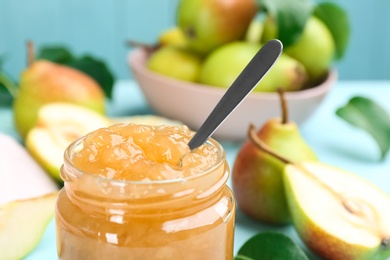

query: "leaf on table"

left=66, top=56, right=115, bottom=99
left=37, top=46, right=74, bottom=64
left=313, top=2, right=350, bottom=60
left=257, top=0, right=313, bottom=47
left=336, top=96, right=390, bottom=160
left=234, top=232, right=309, bottom=260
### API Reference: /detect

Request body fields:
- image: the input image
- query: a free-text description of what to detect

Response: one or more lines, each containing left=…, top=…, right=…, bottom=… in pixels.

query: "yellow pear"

left=13, top=60, right=106, bottom=139
left=158, top=27, right=189, bottom=48
left=147, top=46, right=202, bottom=82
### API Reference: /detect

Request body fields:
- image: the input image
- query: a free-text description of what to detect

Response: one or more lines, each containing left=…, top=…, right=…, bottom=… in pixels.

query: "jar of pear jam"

left=55, top=124, right=235, bottom=260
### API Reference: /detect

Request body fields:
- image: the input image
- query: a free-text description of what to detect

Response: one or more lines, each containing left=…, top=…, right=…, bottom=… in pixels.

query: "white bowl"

left=129, top=48, right=336, bottom=141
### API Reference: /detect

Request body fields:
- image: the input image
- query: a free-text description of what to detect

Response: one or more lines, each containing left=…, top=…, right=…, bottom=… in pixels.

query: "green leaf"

left=235, top=232, right=309, bottom=260
left=0, top=71, right=17, bottom=107
left=314, top=2, right=350, bottom=60
left=37, top=46, right=74, bottom=64
left=0, top=55, right=17, bottom=105
left=336, top=96, right=390, bottom=160
left=258, top=0, right=313, bottom=47
left=66, top=56, right=115, bottom=99
left=0, top=55, right=6, bottom=69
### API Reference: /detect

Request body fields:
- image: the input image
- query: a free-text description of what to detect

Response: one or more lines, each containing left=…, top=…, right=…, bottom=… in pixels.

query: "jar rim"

left=62, top=134, right=226, bottom=187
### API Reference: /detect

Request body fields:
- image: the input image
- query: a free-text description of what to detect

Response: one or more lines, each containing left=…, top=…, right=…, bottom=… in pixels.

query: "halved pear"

left=284, top=162, right=390, bottom=260
left=26, top=102, right=111, bottom=181
left=0, top=192, right=58, bottom=260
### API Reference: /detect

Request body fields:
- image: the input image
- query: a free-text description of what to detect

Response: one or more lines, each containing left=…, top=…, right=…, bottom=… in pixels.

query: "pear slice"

left=284, top=162, right=390, bottom=260
left=26, top=102, right=111, bottom=181
left=0, top=133, right=59, bottom=259
left=0, top=192, right=58, bottom=260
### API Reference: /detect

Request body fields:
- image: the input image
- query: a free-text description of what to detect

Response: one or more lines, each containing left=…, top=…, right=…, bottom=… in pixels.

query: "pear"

left=247, top=127, right=390, bottom=260
left=13, top=60, right=106, bottom=139
left=147, top=46, right=202, bottom=82
left=26, top=102, right=111, bottom=182
left=245, top=19, right=264, bottom=44
left=199, top=41, right=308, bottom=92
left=232, top=90, right=317, bottom=224
left=263, top=16, right=335, bottom=83
left=0, top=133, right=58, bottom=259
left=158, top=27, right=189, bottom=48
left=177, top=0, right=257, bottom=54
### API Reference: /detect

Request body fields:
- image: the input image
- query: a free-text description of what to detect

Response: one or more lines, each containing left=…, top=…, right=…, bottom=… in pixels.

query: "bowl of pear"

left=129, top=44, right=335, bottom=141
left=128, top=0, right=342, bottom=140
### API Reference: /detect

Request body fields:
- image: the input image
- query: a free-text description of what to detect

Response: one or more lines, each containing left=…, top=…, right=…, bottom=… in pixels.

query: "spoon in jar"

left=186, top=39, right=283, bottom=153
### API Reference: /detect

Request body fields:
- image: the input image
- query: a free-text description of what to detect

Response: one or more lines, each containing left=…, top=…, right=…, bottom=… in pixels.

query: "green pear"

left=199, top=41, right=308, bottom=92
left=284, top=162, right=390, bottom=260
left=158, top=27, right=189, bottom=48
left=232, top=90, right=317, bottom=224
left=177, top=0, right=257, bottom=54
left=245, top=19, right=264, bottom=44
left=147, top=46, right=202, bottom=82
left=263, top=16, right=335, bottom=83
left=13, top=60, right=106, bottom=139
left=26, top=102, right=111, bottom=182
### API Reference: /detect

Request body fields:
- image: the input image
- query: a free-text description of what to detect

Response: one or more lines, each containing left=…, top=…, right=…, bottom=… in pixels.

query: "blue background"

left=1, top=0, right=390, bottom=82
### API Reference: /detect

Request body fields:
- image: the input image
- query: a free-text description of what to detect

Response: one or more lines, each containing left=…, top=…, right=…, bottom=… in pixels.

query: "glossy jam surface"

left=72, top=124, right=219, bottom=181
left=56, top=123, right=235, bottom=260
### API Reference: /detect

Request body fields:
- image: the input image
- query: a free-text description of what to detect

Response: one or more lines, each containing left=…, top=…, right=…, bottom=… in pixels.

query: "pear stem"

left=247, top=124, right=291, bottom=164
left=248, top=124, right=372, bottom=202
left=126, top=40, right=160, bottom=53
left=27, top=40, right=35, bottom=67
left=278, top=88, right=288, bottom=124
left=248, top=124, right=388, bottom=241
left=382, top=238, right=390, bottom=249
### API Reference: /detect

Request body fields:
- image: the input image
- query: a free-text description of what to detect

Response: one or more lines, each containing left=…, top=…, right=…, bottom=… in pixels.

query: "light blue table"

left=1, top=80, right=389, bottom=259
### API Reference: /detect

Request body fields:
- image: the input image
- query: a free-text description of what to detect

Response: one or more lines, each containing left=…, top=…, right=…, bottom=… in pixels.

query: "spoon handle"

left=188, top=39, right=283, bottom=150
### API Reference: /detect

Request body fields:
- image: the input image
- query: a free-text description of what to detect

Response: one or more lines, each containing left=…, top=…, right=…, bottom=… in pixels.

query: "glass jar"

left=55, top=136, right=235, bottom=260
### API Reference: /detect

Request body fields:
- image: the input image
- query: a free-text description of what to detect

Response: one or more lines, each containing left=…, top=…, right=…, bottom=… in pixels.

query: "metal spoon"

left=187, top=39, right=283, bottom=151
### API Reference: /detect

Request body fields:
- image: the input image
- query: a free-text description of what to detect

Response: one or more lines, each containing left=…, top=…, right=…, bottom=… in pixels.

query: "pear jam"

left=55, top=123, right=235, bottom=260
